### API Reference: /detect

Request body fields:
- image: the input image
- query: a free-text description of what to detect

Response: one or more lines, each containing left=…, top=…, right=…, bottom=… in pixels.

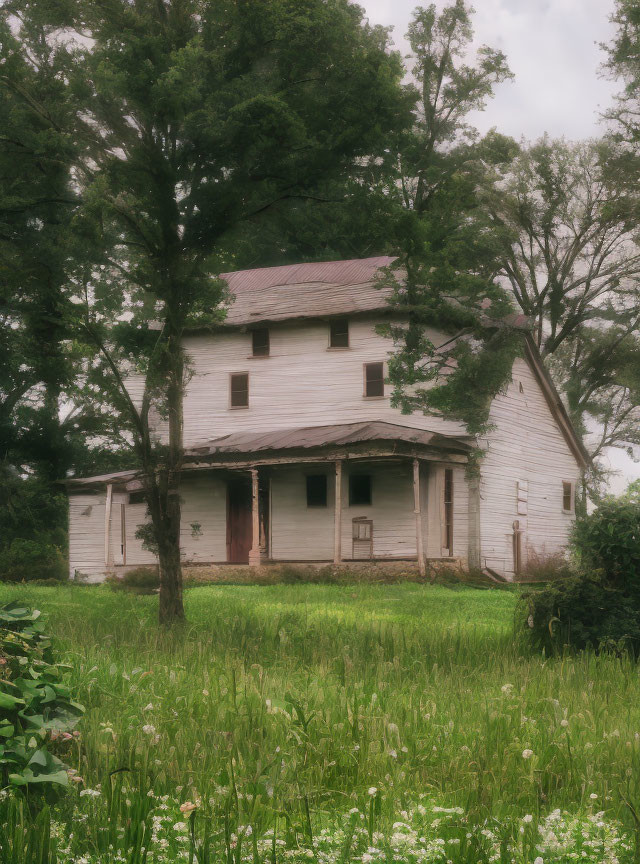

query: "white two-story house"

left=66, top=256, right=588, bottom=581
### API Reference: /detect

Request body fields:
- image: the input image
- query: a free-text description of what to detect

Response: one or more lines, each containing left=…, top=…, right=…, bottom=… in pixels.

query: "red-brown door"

left=227, top=478, right=252, bottom=563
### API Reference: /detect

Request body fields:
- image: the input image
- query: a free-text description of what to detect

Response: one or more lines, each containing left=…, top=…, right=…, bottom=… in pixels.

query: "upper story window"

left=230, top=372, right=249, bottom=408
left=252, top=328, right=270, bottom=357
left=349, top=474, right=372, bottom=506
left=363, top=361, right=384, bottom=398
left=329, top=318, right=349, bottom=348
left=562, top=481, right=573, bottom=512
left=306, top=474, right=328, bottom=507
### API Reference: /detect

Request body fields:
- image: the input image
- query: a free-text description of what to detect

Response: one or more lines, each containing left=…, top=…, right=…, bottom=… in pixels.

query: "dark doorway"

left=227, top=477, right=252, bottom=563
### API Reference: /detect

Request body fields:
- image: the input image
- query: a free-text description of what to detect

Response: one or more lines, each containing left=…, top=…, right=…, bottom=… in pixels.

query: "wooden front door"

left=227, top=477, right=252, bottom=563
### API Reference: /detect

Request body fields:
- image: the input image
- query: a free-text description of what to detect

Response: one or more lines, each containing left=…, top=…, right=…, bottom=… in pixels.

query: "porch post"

left=104, top=483, right=113, bottom=569
left=249, top=468, right=261, bottom=567
left=334, top=460, right=342, bottom=565
left=413, top=459, right=426, bottom=576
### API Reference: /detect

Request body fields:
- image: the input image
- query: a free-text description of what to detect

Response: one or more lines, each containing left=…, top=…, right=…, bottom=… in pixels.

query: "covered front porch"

left=68, top=422, right=477, bottom=580
left=179, top=421, right=474, bottom=574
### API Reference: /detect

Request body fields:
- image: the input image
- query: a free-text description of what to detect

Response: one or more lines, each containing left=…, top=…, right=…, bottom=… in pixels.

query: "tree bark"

left=157, top=507, right=184, bottom=625
left=156, top=314, right=186, bottom=626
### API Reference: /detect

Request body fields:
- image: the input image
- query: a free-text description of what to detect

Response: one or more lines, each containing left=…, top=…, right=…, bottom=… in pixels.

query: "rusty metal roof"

left=185, top=421, right=472, bottom=459
left=220, top=256, right=397, bottom=293
left=212, top=256, right=399, bottom=328
left=65, top=421, right=472, bottom=488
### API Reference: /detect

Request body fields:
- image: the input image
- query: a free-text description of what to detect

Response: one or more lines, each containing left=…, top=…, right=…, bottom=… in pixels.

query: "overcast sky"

left=361, top=0, right=619, bottom=142
left=360, top=0, right=640, bottom=493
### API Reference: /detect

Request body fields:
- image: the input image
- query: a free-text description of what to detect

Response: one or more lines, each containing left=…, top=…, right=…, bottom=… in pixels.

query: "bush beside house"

left=523, top=493, right=640, bottom=654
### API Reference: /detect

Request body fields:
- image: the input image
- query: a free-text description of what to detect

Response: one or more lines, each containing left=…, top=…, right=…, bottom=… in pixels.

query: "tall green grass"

left=0, top=582, right=639, bottom=862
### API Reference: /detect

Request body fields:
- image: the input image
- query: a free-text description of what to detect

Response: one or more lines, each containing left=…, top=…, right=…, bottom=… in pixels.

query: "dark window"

left=129, top=491, right=146, bottom=505
left=364, top=362, right=384, bottom=397
left=252, top=328, right=270, bottom=357
left=329, top=318, right=349, bottom=348
left=443, top=468, right=454, bottom=555
left=562, top=481, right=573, bottom=512
left=349, top=474, right=372, bottom=506
left=230, top=372, right=249, bottom=408
left=306, top=474, right=328, bottom=507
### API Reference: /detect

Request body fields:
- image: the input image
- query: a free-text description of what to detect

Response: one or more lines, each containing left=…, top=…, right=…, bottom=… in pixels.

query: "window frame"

left=363, top=361, right=385, bottom=399
left=251, top=328, right=270, bottom=358
left=229, top=372, right=250, bottom=409
left=306, top=474, right=328, bottom=508
left=349, top=473, right=372, bottom=507
left=443, top=468, right=454, bottom=556
left=562, top=480, right=574, bottom=513
left=328, top=318, right=349, bottom=349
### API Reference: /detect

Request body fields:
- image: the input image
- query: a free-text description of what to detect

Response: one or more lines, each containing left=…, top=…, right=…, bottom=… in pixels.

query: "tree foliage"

left=382, top=1, right=519, bottom=441
left=482, top=137, right=640, bottom=475
left=1, top=0, right=412, bottom=623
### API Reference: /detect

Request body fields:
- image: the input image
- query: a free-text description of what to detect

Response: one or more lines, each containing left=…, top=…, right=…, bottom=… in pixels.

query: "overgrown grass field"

left=1, top=581, right=639, bottom=863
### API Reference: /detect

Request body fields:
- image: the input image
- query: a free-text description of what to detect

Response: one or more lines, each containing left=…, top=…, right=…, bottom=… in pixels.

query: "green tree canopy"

left=1, top=0, right=412, bottom=622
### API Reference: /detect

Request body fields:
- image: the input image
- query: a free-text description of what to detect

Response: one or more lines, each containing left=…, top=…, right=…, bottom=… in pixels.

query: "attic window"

left=306, top=474, right=328, bottom=507
left=252, top=328, right=270, bottom=357
left=519, top=381, right=524, bottom=394
left=230, top=372, right=249, bottom=408
left=329, top=318, right=349, bottom=348
left=364, top=362, right=384, bottom=398
left=562, top=481, right=573, bottom=513
left=349, top=474, right=372, bottom=506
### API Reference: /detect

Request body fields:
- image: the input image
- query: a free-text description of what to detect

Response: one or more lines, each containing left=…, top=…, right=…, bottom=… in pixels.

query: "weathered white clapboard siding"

left=270, top=462, right=468, bottom=562
left=479, top=358, right=580, bottom=577
left=424, top=465, right=468, bottom=560
left=180, top=318, right=466, bottom=446
left=179, top=474, right=227, bottom=562
left=123, top=501, right=157, bottom=567
left=270, top=467, right=335, bottom=559
left=68, top=494, right=108, bottom=581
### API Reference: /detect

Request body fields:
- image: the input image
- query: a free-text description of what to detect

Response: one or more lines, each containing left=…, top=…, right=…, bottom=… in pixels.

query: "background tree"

left=7, top=0, right=411, bottom=623
left=382, top=1, right=519, bottom=442
left=0, top=9, right=81, bottom=576
left=482, top=137, right=640, bottom=482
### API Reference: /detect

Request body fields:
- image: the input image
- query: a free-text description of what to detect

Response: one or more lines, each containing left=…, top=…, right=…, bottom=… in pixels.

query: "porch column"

left=413, top=459, right=426, bottom=576
left=104, top=483, right=113, bottom=569
left=334, top=460, right=342, bottom=565
left=249, top=468, right=261, bottom=567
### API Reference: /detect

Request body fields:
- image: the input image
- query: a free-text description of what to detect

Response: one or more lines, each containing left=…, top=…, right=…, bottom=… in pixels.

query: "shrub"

left=571, top=495, right=640, bottom=590
left=522, top=496, right=640, bottom=654
left=0, top=539, right=67, bottom=583
left=520, top=571, right=640, bottom=654
left=518, top=550, right=573, bottom=583
left=107, top=566, right=160, bottom=594
left=0, top=601, right=84, bottom=791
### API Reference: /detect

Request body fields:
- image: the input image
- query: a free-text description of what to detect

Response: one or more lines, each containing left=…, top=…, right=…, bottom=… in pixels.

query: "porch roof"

left=65, top=421, right=473, bottom=490
left=185, top=421, right=473, bottom=459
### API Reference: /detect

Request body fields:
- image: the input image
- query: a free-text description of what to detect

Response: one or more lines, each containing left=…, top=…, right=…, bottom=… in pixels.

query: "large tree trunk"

left=156, top=317, right=186, bottom=626
left=157, top=490, right=184, bottom=625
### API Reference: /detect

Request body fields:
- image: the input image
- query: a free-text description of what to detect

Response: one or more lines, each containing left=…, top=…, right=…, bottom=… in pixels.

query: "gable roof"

left=221, top=256, right=397, bottom=293
left=523, top=335, right=590, bottom=470
left=215, top=256, right=398, bottom=328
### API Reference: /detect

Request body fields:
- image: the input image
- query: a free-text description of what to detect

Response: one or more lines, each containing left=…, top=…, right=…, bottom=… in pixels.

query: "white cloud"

left=360, top=0, right=619, bottom=141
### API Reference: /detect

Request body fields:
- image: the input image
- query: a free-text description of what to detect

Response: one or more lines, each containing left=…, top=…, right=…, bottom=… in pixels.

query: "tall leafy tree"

left=382, top=1, right=518, bottom=442
left=8, top=0, right=411, bottom=623
left=0, top=7, right=84, bottom=562
left=481, top=137, right=640, bottom=477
